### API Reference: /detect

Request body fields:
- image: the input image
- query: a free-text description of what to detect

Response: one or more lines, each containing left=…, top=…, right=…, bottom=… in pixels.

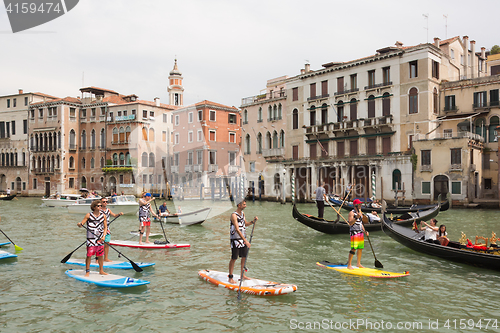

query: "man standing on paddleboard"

left=138, top=193, right=159, bottom=245
left=77, top=200, right=108, bottom=277
left=347, top=199, right=368, bottom=270
left=228, top=199, right=257, bottom=284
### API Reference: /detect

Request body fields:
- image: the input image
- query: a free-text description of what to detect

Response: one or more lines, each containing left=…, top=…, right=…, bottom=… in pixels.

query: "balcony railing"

left=241, top=90, right=287, bottom=106
left=413, top=131, right=484, bottom=143
left=473, top=102, right=488, bottom=109
left=228, top=165, right=240, bottom=174
left=171, top=165, right=179, bottom=173
left=185, top=165, right=193, bottom=173
left=193, top=165, right=202, bottom=172
left=443, top=105, right=458, bottom=112
left=305, top=115, right=393, bottom=135
left=34, top=167, right=54, bottom=175
left=364, top=81, right=393, bottom=90
left=208, top=164, right=218, bottom=172
left=450, top=164, right=462, bottom=171
left=69, top=144, right=77, bottom=151
left=420, top=165, right=432, bottom=172
left=334, top=88, right=359, bottom=96
left=307, top=94, right=330, bottom=102
left=262, top=148, right=285, bottom=158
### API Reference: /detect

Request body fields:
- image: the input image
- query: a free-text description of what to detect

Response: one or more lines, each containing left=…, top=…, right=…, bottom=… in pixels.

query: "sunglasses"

left=102, top=201, right=108, bottom=203
left=97, top=204, right=102, bottom=207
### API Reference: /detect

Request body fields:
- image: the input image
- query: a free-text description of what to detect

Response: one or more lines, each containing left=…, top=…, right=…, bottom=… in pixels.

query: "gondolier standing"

left=314, top=181, right=327, bottom=219
left=347, top=199, right=368, bottom=270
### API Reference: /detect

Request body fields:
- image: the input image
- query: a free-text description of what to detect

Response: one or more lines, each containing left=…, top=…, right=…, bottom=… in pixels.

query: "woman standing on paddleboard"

left=77, top=200, right=108, bottom=277
left=138, top=193, right=159, bottom=245
left=228, top=199, right=257, bottom=284
left=347, top=199, right=368, bottom=270
left=100, top=198, right=123, bottom=262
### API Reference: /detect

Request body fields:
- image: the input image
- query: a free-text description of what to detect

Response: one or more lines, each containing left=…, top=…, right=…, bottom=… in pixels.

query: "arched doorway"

left=433, top=175, right=449, bottom=201
left=0, top=174, right=6, bottom=191
left=15, top=177, right=21, bottom=194
left=81, top=176, right=87, bottom=189
left=109, top=176, right=116, bottom=194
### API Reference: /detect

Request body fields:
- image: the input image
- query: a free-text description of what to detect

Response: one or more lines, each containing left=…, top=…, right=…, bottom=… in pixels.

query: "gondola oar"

left=238, top=219, right=257, bottom=300
left=326, top=198, right=348, bottom=223
left=0, top=227, right=23, bottom=251
left=80, top=224, right=143, bottom=272
left=61, top=215, right=121, bottom=263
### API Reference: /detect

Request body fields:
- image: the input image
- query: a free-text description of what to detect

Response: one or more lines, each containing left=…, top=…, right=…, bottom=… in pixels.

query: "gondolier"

left=347, top=199, right=368, bottom=270
left=314, top=181, right=327, bottom=219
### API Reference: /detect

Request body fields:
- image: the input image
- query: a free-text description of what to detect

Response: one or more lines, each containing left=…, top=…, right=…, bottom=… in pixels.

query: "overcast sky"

left=1, top=0, right=499, bottom=108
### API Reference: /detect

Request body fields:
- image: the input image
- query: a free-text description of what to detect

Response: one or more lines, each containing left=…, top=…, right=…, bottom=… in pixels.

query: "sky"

left=1, top=0, right=499, bottom=108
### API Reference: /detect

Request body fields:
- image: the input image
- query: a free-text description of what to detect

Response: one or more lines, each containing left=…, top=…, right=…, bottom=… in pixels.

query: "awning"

left=437, top=110, right=488, bottom=120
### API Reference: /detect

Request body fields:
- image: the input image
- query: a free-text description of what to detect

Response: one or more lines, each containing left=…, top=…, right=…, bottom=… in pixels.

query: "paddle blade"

left=130, top=261, right=143, bottom=272
left=61, top=252, right=73, bottom=263
left=375, top=260, right=384, bottom=269
left=14, top=244, right=23, bottom=251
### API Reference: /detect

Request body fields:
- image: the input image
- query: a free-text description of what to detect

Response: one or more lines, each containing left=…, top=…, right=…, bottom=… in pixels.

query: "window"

left=451, top=181, right=461, bottom=194
left=367, top=138, right=376, bottom=155
left=474, top=91, right=487, bottom=108
left=350, top=140, right=358, bottom=156
left=337, top=77, right=344, bottom=93
left=228, top=113, right=237, bottom=124
left=209, top=151, right=216, bottom=165
left=432, top=60, right=439, bottom=79
left=39, top=108, right=43, bottom=119
left=444, top=129, right=453, bottom=138
left=450, top=49, right=455, bottom=60
left=91, top=108, right=96, bottom=118
left=257, top=133, right=262, bottom=154
left=490, top=89, right=499, bottom=107
left=101, top=107, right=106, bottom=116
left=243, top=110, right=248, bottom=124
left=68, top=178, right=73, bottom=189
left=70, top=108, right=75, bottom=118
left=143, top=110, right=148, bottom=119
left=149, top=128, right=154, bottom=142
left=309, top=106, right=316, bottom=126
left=383, top=67, right=390, bottom=84
left=310, top=83, right=316, bottom=99
left=349, top=99, right=357, bottom=120
left=451, top=148, right=461, bottom=165
left=13, top=98, right=16, bottom=107
left=382, top=93, right=391, bottom=116
left=229, top=152, right=236, bottom=166
left=209, top=130, right=216, bottom=141
left=337, top=141, right=345, bottom=157
left=113, top=127, right=118, bottom=142
left=309, top=143, right=316, bottom=159
left=162, top=131, right=167, bottom=142
left=421, top=150, right=431, bottom=165
left=257, top=108, right=262, bottom=122
left=229, top=132, right=236, bottom=143
left=444, top=95, right=456, bottom=111
left=367, top=95, right=375, bottom=118
left=149, top=153, right=155, bottom=167
left=292, top=145, right=299, bottom=160
left=382, top=137, right=391, bottom=155
left=321, top=80, right=328, bottom=96
left=197, top=150, right=203, bottom=165
left=11, top=121, right=15, bottom=136
left=433, top=88, right=438, bottom=114
left=23, top=119, right=27, bottom=134
left=337, top=102, right=344, bottom=122
left=188, top=112, right=193, bottom=123
left=81, top=131, right=86, bottom=149
left=368, top=70, right=375, bottom=87
left=409, top=88, right=418, bottom=114
left=392, top=169, right=402, bottom=190
left=209, top=110, right=216, bottom=121
left=175, top=133, right=179, bottom=144
left=80, top=109, right=86, bottom=118
left=484, top=179, right=492, bottom=190
left=350, top=74, right=357, bottom=90
left=489, top=116, right=499, bottom=142
left=187, top=151, right=193, bottom=165
left=188, top=131, right=193, bottom=143
left=292, top=109, right=299, bottom=129
left=6, top=99, right=10, bottom=108
left=197, top=130, right=203, bottom=142
left=174, top=114, right=179, bottom=126
left=292, top=87, right=298, bottom=101
left=69, top=156, right=75, bottom=169
left=249, top=162, right=255, bottom=172
left=409, top=61, right=418, bottom=78
left=197, top=110, right=203, bottom=121
left=82, top=158, right=86, bottom=169
left=91, top=158, right=95, bottom=169
left=422, top=181, right=431, bottom=194
left=24, top=97, right=28, bottom=106
left=321, top=104, right=328, bottom=124
left=30, top=109, right=34, bottom=119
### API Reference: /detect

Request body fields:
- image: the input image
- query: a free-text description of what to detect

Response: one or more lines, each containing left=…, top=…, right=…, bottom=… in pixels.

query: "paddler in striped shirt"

left=347, top=199, right=368, bottom=270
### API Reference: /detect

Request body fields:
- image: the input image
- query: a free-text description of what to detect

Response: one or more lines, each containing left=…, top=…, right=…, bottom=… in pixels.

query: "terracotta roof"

left=80, top=86, right=119, bottom=95
left=31, top=96, right=81, bottom=106
left=33, top=92, right=59, bottom=99
left=193, top=100, right=239, bottom=110
left=439, top=36, right=460, bottom=46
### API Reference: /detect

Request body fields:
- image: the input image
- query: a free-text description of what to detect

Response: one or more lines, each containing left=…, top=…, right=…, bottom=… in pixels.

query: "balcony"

left=185, top=165, right=193, bottom=173
left=334, top=88, right=359, bottom=96
left=193, top=165, right=202, bottom=172
left=171, top=165, right=179, bottom=173
left=208, top=164, right=218, bottom=173
left=307, top=94, right=330, bottom=102
left=228, top=165, right=240, bottom=174
left=443, top=105, right=458, bottom=112
left=241, top=90, right=287, bottom=106
left=305, top=115, right=394, bottom=136
left=364, top=81, right=393, bottom=90
left=262, top=148, right=285, bottom=158
left=413, top=131, right=484, bottom=143
left=450, top=164, right=462, bottom=171
left=69, top=144, right=77, bottom=151
left=473, top=102, right=488, bottom=109
left=420, top=165, right=432, bottom=172
left=34, top=167, right=54, bottom=175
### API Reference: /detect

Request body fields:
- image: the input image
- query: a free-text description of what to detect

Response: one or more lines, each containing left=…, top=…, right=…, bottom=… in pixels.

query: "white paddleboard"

left=129, top=231, right=162, bottom=238
left=0, top=249, right=17, bottom=260
left=65, top=269, right=149, bottom=288
left=65, top=258, right=155, bottom=270
left=109, top=240, right=190, bottom=249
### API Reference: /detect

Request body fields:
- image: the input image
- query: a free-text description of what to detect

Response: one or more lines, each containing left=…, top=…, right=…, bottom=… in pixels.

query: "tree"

left=491, top=45, right=500, bottom=55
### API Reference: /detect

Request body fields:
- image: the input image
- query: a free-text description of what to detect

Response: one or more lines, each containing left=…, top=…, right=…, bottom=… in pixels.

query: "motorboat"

left=42, top=193, right=82, bottom=207
left=67, top=195, right=139, bottom=215
left=160, top=207, right=211, bottom=226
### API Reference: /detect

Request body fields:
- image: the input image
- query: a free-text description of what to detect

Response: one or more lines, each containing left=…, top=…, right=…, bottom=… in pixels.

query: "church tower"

left=167, top=59, right=184, bottom=106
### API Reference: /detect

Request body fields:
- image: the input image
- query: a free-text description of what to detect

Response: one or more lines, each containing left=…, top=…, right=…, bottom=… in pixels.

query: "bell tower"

left=167, top=59, right=184, bottom=106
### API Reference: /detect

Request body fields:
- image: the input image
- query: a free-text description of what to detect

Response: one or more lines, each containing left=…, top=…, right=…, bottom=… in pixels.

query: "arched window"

left=81, top=130, right=86, bottom=149
left=82, top=157, right=86, bottom=169
left=100, top=157, right=105, bottom=168
left=266, top=132, right=272, bottom=149
left=243, top=109, right=248, bottom=124
left=475, top=118, right=486, bottom=138
left=113, top=153, right=118, bottom=166
left=409, top=88, right=418, bottom=114
left=337, top=101, right=344, bottom=122
left=392, top=169, right=402, bottom=190
left=56, top=155, right=60, bottom=168
left=125, top=153, right=131, bottom=165
left=273, top=131, right=278, bottom=149
left=69, top=156, right=74, bottom=169
left=69, top=129, right=75, bottom=149
left=273, top=104, right=278, bottom=119
left=433, top=88, right=438, bottom=114
left=119, top=152, right=125, bottom=166
left=90, top=129, right=95, bottom=149
left=149, top=152, right=155, bottom=167
left=125, top=126, right=131, bottom=142
left=268, top=106, right=272, bottom=121
left=119, top=127, right=125, bottom=142
left=112, top=127, right=118, bottom=142
left=293, top=109, right=299, bottom=129
left=257, top=133, right=262, bottom=154
left=382, top=93, right=391, bottom=116
left=321, top=103, right=328, bottom=124
left=141, top=152, right=148, bottom=167
left=100, top=128, right=105, bottom=148
left=350, top=98, right=357, bottom=121
left=58, top=131, right=61, bottom=149
left=90, top=157, right=95, bottom=169
left=149, top=128, right=155, bottom=142
left=142, top=127, right=148, bottom=141
left=245, top=134, right=251, bottom=154
left=81, top=176, right=87, bottom=188
left=258, top=107, right=262, bottom=122
left=278, top=104, right=282, bottom=120
left=280, top=130, right=285, bottom=148
left=367, top=95, right=375, bottom=118
left=489, top=116, right=499, bottom=142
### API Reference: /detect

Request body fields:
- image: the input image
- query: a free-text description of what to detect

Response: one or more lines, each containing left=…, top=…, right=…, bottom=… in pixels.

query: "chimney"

left=300, top=69, right=305, bottom=74
left=463, top=36, right=469, bottom=79
left=470, top=40, right=476, bottom=78
left=305, top=63, right=311, bottom=73
left=481, top=47, right=486, bottom=59
left=154, top=97, right=160, bottom=107
left=395, top=41, right=403, bottom=48
left=18, top=89, right=23, bottom=94
left=434, top=37, right=440, bottom=48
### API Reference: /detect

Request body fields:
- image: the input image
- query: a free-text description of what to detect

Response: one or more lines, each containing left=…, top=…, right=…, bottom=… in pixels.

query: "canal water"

left=1, top=198, right=500, bottom=332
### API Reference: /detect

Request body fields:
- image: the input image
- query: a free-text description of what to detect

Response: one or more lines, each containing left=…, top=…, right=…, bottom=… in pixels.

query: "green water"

left=1, top=198, right=500, bottom=333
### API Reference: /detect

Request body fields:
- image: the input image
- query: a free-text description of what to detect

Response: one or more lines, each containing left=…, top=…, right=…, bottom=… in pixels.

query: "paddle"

left=325, top=199, right=348, bottom=223
left=238, top=218, right=257, bottom=300
left=153, top=199, right=170, bottom=244
left=0, top=227, right=23, bottom=251
left=61, top=215, right=121, bottom=264
left=365, top=231, right=383, bottom=268
left=80, top=224, right=143, bottom=272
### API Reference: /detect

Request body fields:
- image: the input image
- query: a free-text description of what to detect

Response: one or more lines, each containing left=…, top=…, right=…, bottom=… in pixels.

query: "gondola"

left=328, top=195, right=448, bottom=214
left=381, top=210, right=500, bottom=271
left=292, top=202, right=440, bottom=235
left=0, top=194, right=16, bottom=201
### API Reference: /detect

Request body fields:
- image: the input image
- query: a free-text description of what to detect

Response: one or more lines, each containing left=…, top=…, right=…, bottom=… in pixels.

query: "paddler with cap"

left=347, top=199, right=368, bottom=270
left=138, top=192, right=159, bottom=245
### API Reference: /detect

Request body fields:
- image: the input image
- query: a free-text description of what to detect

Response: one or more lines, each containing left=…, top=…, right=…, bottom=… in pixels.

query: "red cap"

left=353, top=199, right=362, bottom=205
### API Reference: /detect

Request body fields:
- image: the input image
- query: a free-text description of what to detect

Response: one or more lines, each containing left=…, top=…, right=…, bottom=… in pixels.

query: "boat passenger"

left=158, top=202, right=171, bottom=217
left=420, top=218, right=441, bottom=244
left=371, top=199, right=381, bottom=209
left=437, top=224, right=449, bottom=246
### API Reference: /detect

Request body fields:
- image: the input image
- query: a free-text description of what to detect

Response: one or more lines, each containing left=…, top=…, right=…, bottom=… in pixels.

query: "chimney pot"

left=300, top=69, right=305, bottom=74
left=154, top=97, right=160, bottom=106
left=18, top=89, right=23, bottom=94
left=305, top=63, right=311, bottom=73
left=434, top=37, right=440, bottom=48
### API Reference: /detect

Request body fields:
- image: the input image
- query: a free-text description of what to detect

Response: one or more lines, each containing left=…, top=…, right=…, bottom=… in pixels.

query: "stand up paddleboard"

left=110, top=240, right=190, bottom=249
left=0, top=250, right=17, bottom=260
left=129, top=231, right=162, bottom=238
left=317, top=261, right=409, bottom=278
left=65, top=258, right=155, bottom=270
left=0, top=242, right=10, bottom=246
left=198, top=269, right=297, bottom=296
left=65, top=269, right=150, bottom=288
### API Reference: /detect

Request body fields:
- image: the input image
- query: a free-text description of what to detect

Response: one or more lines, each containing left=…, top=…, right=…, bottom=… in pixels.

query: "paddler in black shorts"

left=228, top=199, right=257, bottom=284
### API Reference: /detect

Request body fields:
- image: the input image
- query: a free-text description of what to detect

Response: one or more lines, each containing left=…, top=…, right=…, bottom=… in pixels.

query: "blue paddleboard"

left=0, top=242, right=11, bottom=246
left=65, top=258, right=155, bottom=270
left=65, top=269, right=150, bottom=288
left=0, top=250, right=17, bottom=260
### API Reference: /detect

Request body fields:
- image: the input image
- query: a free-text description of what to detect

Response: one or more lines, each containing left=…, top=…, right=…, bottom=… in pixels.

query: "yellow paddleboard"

left=317, top=261, right=409, bottom=278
